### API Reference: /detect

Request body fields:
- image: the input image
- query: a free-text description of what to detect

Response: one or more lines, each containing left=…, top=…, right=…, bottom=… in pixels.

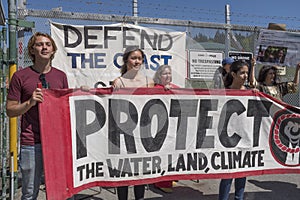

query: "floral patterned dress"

left=257, top=82, right=297, bottom=100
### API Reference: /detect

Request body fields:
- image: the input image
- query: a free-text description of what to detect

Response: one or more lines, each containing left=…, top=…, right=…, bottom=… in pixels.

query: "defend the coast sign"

left=50, top=22, right=186, bottom=88
left=39, top=88, right=300, bottom=199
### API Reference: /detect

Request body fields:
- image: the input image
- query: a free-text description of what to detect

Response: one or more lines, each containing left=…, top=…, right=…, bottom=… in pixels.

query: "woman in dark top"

left=219, top=60, right=249, bottom=200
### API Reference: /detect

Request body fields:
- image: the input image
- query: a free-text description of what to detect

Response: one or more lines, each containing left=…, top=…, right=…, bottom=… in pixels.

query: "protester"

left=153, top=64, right=179, bottom=90
left=112, top=47, right=154, bottom=200
left=6, top=32, right=68, bottom=199
left=152, top=64, right=178, bottom=193
left=249, top=59, right=300, bottom=101
left=213, top=57, right=234, bottom=89
left=219, top=60, right=250, bottom=200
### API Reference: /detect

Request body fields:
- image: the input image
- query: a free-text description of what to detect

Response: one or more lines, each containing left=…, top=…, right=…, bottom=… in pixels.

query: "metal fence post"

left=1, top=25, right=8, bottom=200
left=224, top=4, right=231, bottom=57
left=8, top=0, right=18, bottom=199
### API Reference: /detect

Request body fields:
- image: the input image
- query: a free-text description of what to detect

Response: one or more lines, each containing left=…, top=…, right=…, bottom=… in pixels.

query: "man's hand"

left=29, top=88, right=44, bottom=106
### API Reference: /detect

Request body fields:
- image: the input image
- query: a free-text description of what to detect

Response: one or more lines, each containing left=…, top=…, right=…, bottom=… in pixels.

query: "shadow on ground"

left=147, top=184, right=215, bottom=200
left=246, top=179, right=300, bottom=200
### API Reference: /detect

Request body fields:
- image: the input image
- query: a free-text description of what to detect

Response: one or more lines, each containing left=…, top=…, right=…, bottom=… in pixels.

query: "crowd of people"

left=6, top=32, right=300, bottom=200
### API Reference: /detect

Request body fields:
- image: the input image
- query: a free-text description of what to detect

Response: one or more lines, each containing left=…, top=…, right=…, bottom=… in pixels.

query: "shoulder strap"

left=146, top=76, right=148, bottom=87
left=119, top=77, right=125, bottom=87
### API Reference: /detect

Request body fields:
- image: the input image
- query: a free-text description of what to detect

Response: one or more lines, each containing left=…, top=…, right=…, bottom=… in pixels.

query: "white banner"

left=40, top=88, right=300, bottom=199
left=69, top=91, right=300, bottom=187
left=50, top=22, right=187, bottom=88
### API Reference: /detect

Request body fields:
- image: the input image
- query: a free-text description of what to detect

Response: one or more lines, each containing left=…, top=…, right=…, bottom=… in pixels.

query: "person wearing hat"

left=213, top=57, right=235, bottom=89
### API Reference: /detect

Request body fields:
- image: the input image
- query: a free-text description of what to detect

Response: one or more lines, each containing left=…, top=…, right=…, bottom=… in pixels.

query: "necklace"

left=31, top=65, right=51, bottom=74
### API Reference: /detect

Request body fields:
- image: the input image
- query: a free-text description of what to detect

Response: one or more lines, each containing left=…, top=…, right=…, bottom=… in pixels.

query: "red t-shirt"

left=7, top=66, right=68, bottom=145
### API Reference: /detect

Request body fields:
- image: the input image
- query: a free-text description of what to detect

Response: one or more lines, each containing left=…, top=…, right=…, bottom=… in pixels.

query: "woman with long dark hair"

left=249, top=61, right=300, bottom=101
left=113, top=47, right=154, bottom=89
left=219, top=60, right=249, bottom=200
left=112, top=47, right=154, bottom=200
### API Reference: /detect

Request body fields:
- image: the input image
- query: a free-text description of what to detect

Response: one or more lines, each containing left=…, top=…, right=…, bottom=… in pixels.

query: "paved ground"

left=9, top=174, right=300, bottom=199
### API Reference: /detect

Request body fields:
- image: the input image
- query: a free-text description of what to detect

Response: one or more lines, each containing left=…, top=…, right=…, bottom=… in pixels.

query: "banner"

left=50, top=22, right=186, bottom=88
left=256, top=29, right=300, bottom=67
left=39, top=88, right=300, bottom=199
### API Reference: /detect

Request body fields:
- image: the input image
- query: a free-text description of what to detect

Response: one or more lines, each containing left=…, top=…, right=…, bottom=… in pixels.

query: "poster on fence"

left=256, top=29, right=300, bottom=67
left=39, top=88, right=300, bottom=199
left=188, top=50, right=223, bottom=79
left=50, top=22, right=187, bottom=88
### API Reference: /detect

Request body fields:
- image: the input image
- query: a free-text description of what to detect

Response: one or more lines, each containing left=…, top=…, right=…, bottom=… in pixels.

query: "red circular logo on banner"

left=270, top=109, right=300, bottom=167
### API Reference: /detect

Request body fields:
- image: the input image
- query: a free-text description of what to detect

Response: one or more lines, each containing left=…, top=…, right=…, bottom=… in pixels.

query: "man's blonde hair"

left=27, top=32, right=57, bottom=62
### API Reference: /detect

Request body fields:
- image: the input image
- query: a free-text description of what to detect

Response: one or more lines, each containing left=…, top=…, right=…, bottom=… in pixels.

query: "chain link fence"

left=16, top=8, right=299, bottom=103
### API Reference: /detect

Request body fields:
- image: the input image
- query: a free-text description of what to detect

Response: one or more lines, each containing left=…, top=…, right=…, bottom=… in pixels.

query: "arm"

left=80, top=85, right=91, bottom=91
left=293, top=63, right=300, bottom=84
left=249, top=57, right=257, bottom=87
left=213, top=75, right=222, bottom=89
left=6, top=88, right=43, bottom=117
left=112, top=77, right=123, bottom=90
left=148, top=77, right=155, bottom=88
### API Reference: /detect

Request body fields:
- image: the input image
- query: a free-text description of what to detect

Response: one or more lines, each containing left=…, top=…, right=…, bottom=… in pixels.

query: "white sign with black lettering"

left=188, top=50, right=223, bottom=79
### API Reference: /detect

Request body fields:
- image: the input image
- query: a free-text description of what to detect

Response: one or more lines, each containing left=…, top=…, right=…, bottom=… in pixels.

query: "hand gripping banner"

left=39, top=88, right=300, bottom=199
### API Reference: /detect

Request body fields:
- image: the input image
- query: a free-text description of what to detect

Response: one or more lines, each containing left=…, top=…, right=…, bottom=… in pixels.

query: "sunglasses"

left=39, top=74, right=49, bottom=88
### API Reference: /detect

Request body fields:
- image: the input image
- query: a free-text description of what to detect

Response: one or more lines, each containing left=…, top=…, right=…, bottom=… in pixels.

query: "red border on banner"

left=39, top=88, right=300, bottom=199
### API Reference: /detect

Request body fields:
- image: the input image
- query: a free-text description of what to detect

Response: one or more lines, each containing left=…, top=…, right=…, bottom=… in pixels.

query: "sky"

left=1, top=0, right=300, bottom=30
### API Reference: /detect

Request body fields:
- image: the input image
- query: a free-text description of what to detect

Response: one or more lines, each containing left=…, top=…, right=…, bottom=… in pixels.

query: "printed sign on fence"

left=188, top=50, right=223, bottom=79
left=256, top=29, right=300, bottom=67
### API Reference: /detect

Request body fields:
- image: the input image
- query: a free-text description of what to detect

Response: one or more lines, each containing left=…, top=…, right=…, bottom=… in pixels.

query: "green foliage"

left=213, top=30, right=225, bottom=43
left=193, top=33, right=210, bottom=42
left=192, top=31, right=255, bottom=52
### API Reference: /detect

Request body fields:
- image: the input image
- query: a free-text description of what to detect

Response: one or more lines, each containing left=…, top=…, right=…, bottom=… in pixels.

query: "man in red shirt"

left=6, top=32, right=68, bottom=200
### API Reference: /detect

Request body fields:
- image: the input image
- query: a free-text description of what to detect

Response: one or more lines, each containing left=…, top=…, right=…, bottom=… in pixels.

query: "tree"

left=213, top=30, right=225, bottom=43
left=193, top=33, right=209, bottom=42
